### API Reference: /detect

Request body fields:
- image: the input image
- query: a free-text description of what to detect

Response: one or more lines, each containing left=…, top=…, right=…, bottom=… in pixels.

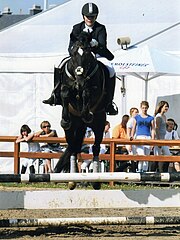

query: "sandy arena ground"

left=0, top=207, right=180, bottom=239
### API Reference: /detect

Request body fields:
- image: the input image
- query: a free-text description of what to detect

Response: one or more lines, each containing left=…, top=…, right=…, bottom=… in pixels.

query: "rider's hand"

left=90, top=39, right=98, bottom=47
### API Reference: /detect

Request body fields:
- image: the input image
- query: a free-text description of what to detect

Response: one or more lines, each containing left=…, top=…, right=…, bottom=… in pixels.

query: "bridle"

left=65, top=61, right=99, bottom=81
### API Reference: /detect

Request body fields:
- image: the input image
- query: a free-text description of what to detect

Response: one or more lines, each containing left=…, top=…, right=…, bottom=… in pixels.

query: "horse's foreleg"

left=91, top=115, right=106, bottom=190
left=61, top=86, right=71, bottom=130
left=92, top=144, right=101, bottom=173
left=92, top=143, right=101, bottom=190
left=81, top=89, right=93, bottom=123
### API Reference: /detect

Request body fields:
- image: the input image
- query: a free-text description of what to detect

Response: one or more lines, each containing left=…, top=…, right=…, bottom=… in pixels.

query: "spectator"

left=126, top=107, right=139, bottom=172
left=126, top=107, right=139, bottom=153
left=112, top=115, right=129, bottom=139
left=77, top=127, right=94, bottom=173
left=16, top=124, right=40, bottom=174
left=165, top=118, right=179, bottom=140
left=165, top=118, right=180, bottom=172
left=35, top=121, right=62, bottom=173
left=131, top=101, right=155, bottom=172
left=82, top=121, right=111, bottom=172
left=153, top=101, right=170, bottom=172
left=112, top=115, right=130, bottom=171
left=99, top=120, right=111, bottom=154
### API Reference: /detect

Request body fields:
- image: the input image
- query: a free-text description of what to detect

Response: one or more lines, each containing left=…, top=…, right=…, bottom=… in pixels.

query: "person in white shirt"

left=165, top=118, right=179, bottom=140
left=126, top=107, right=139, bottom=154
left=126, top=107, right=139, bottom=172
left=165, top=118, right=180, bottom=172
left=82, top=121, right=111, bottom=172
left=16, top=124, right=40, bottom=174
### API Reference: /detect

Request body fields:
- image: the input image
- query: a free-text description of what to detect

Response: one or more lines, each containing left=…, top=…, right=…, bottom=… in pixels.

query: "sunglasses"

left=85, top=15, right=96, bottom=19
left=42, top=125, right=50, bottom=128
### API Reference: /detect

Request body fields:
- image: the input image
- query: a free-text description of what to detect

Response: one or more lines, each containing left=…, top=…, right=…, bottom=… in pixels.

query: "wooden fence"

left=0, top=136, right=180, bottom=174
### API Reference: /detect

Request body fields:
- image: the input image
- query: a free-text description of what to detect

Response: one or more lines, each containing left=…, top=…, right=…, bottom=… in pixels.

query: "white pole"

left=2, top=216, right=180, bottom=227
left=44, top=0, right=48, bottom=10
left=17, top=172, right=173, bottom=183
left=144, top=73, right=149, bottom=101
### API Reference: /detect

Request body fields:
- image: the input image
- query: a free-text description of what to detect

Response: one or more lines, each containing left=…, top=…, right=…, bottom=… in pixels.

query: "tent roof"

left=0, top=0, right=179, bottom=55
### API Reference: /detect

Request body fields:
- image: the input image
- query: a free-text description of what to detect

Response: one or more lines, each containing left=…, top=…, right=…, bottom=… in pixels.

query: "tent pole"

left=144, top=73, right=149, bottom=101
left=145, top=81, right=148, bottom=101
left=116, top=75, right=127, bottom=116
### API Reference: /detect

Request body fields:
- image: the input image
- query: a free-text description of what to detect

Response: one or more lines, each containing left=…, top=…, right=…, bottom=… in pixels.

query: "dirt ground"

left=0, top=207, right=180, bottom=239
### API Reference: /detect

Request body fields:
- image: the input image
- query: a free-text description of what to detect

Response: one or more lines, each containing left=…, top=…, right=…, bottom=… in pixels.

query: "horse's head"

left=69, top=32, right=96, bottom=80
left=78, top=31, right=92, bottom=48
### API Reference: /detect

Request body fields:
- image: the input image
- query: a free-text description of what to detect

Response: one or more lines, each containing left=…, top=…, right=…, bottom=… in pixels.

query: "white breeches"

left=97, top=57, right=115, bottom=78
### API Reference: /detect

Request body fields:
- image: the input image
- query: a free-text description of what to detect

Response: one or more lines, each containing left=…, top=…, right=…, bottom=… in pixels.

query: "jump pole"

left=0, top=216, right=180, bottom=227
left=0, top=172, right=180, bottom=183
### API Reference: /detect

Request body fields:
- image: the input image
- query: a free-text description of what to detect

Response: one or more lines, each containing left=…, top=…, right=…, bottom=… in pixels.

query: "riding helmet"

left=82, top=3, right=99, bottom=16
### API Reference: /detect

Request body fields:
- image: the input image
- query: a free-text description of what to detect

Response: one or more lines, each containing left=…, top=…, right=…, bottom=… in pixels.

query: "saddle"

left=54, top=57, right=70, bottom=87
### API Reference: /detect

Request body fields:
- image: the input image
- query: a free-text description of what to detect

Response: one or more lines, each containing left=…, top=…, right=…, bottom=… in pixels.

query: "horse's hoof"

left=68, top=182, right=76, bottom=190
left=82, top=112, right=94, bottom=124
left=61, top=119, right=71, bottom=130
left=92, top=182, right=101, bottom=190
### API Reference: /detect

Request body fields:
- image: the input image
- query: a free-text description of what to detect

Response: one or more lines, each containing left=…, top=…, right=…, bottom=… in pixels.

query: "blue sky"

left=0, top=0, right=69, bottom=14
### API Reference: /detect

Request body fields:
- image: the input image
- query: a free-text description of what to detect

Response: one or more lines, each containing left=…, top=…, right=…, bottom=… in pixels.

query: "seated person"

left=165, top=118, right=180, bottom=172
left=35, top=121, right=62, bottom=173
left=16, top=124, right=40, bottom=174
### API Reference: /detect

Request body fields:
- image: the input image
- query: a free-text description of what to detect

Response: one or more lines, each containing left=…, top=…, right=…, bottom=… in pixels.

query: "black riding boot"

left=42, top=89, right=61, bottom=106
left=106, top=75, right=118, bottom=115
left=29, top=165, right=35, bottom=174
left=43, top=67, right=62, bottom=106
left=21, top=165, right=27, bottom=174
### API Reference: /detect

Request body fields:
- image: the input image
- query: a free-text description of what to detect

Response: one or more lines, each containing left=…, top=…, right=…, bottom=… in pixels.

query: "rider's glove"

left=90, top=39, right=98, bottom=47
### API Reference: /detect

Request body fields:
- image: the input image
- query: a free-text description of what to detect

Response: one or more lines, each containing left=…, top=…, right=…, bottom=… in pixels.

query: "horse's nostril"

left=76, top=95, right=80, bottom=100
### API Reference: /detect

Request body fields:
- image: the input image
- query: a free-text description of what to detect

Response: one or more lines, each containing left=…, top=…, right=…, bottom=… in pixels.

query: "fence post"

left=110, top=140, right=115, bottom=172
left=14, top=141, right=20, bottom=174
left=109, top=140, right=115, bottom=186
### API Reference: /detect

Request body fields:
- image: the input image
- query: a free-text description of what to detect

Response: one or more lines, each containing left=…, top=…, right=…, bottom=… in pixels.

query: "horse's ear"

left=69, top=42, right=79, bottom=56
left=70, top=32, right=78, bottom=42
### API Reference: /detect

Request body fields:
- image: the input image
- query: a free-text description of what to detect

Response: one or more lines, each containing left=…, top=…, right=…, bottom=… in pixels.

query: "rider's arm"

left=92, top=24, right=114, bottom=60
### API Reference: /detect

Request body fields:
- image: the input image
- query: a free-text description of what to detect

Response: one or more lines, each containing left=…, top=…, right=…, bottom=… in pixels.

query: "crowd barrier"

left=0, top=136, right=180, bottom=174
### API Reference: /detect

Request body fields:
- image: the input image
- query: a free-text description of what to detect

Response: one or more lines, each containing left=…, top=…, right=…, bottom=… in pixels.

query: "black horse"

left=54, top=32, right=109, bottom=189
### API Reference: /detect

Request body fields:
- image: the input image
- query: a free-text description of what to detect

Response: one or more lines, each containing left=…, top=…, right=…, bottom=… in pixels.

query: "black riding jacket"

left=68, top=21, right=114, bottom=61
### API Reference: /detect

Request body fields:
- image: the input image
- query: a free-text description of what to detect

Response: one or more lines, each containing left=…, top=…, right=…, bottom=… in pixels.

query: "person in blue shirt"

left=131, top=101, right=155, bottom=172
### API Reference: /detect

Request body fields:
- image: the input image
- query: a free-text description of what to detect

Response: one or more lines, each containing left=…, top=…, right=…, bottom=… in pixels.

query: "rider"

left=43, top=2, right=118, bottom=115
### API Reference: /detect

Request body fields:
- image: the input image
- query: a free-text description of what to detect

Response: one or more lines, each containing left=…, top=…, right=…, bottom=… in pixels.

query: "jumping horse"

left=54, top=32, right=109, bottom=190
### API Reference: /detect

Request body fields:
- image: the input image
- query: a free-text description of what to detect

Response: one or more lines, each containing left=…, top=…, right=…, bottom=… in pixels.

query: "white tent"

left=0, top=0, right=180, bottom=172
left=111, top=45, right=180, bottom=100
